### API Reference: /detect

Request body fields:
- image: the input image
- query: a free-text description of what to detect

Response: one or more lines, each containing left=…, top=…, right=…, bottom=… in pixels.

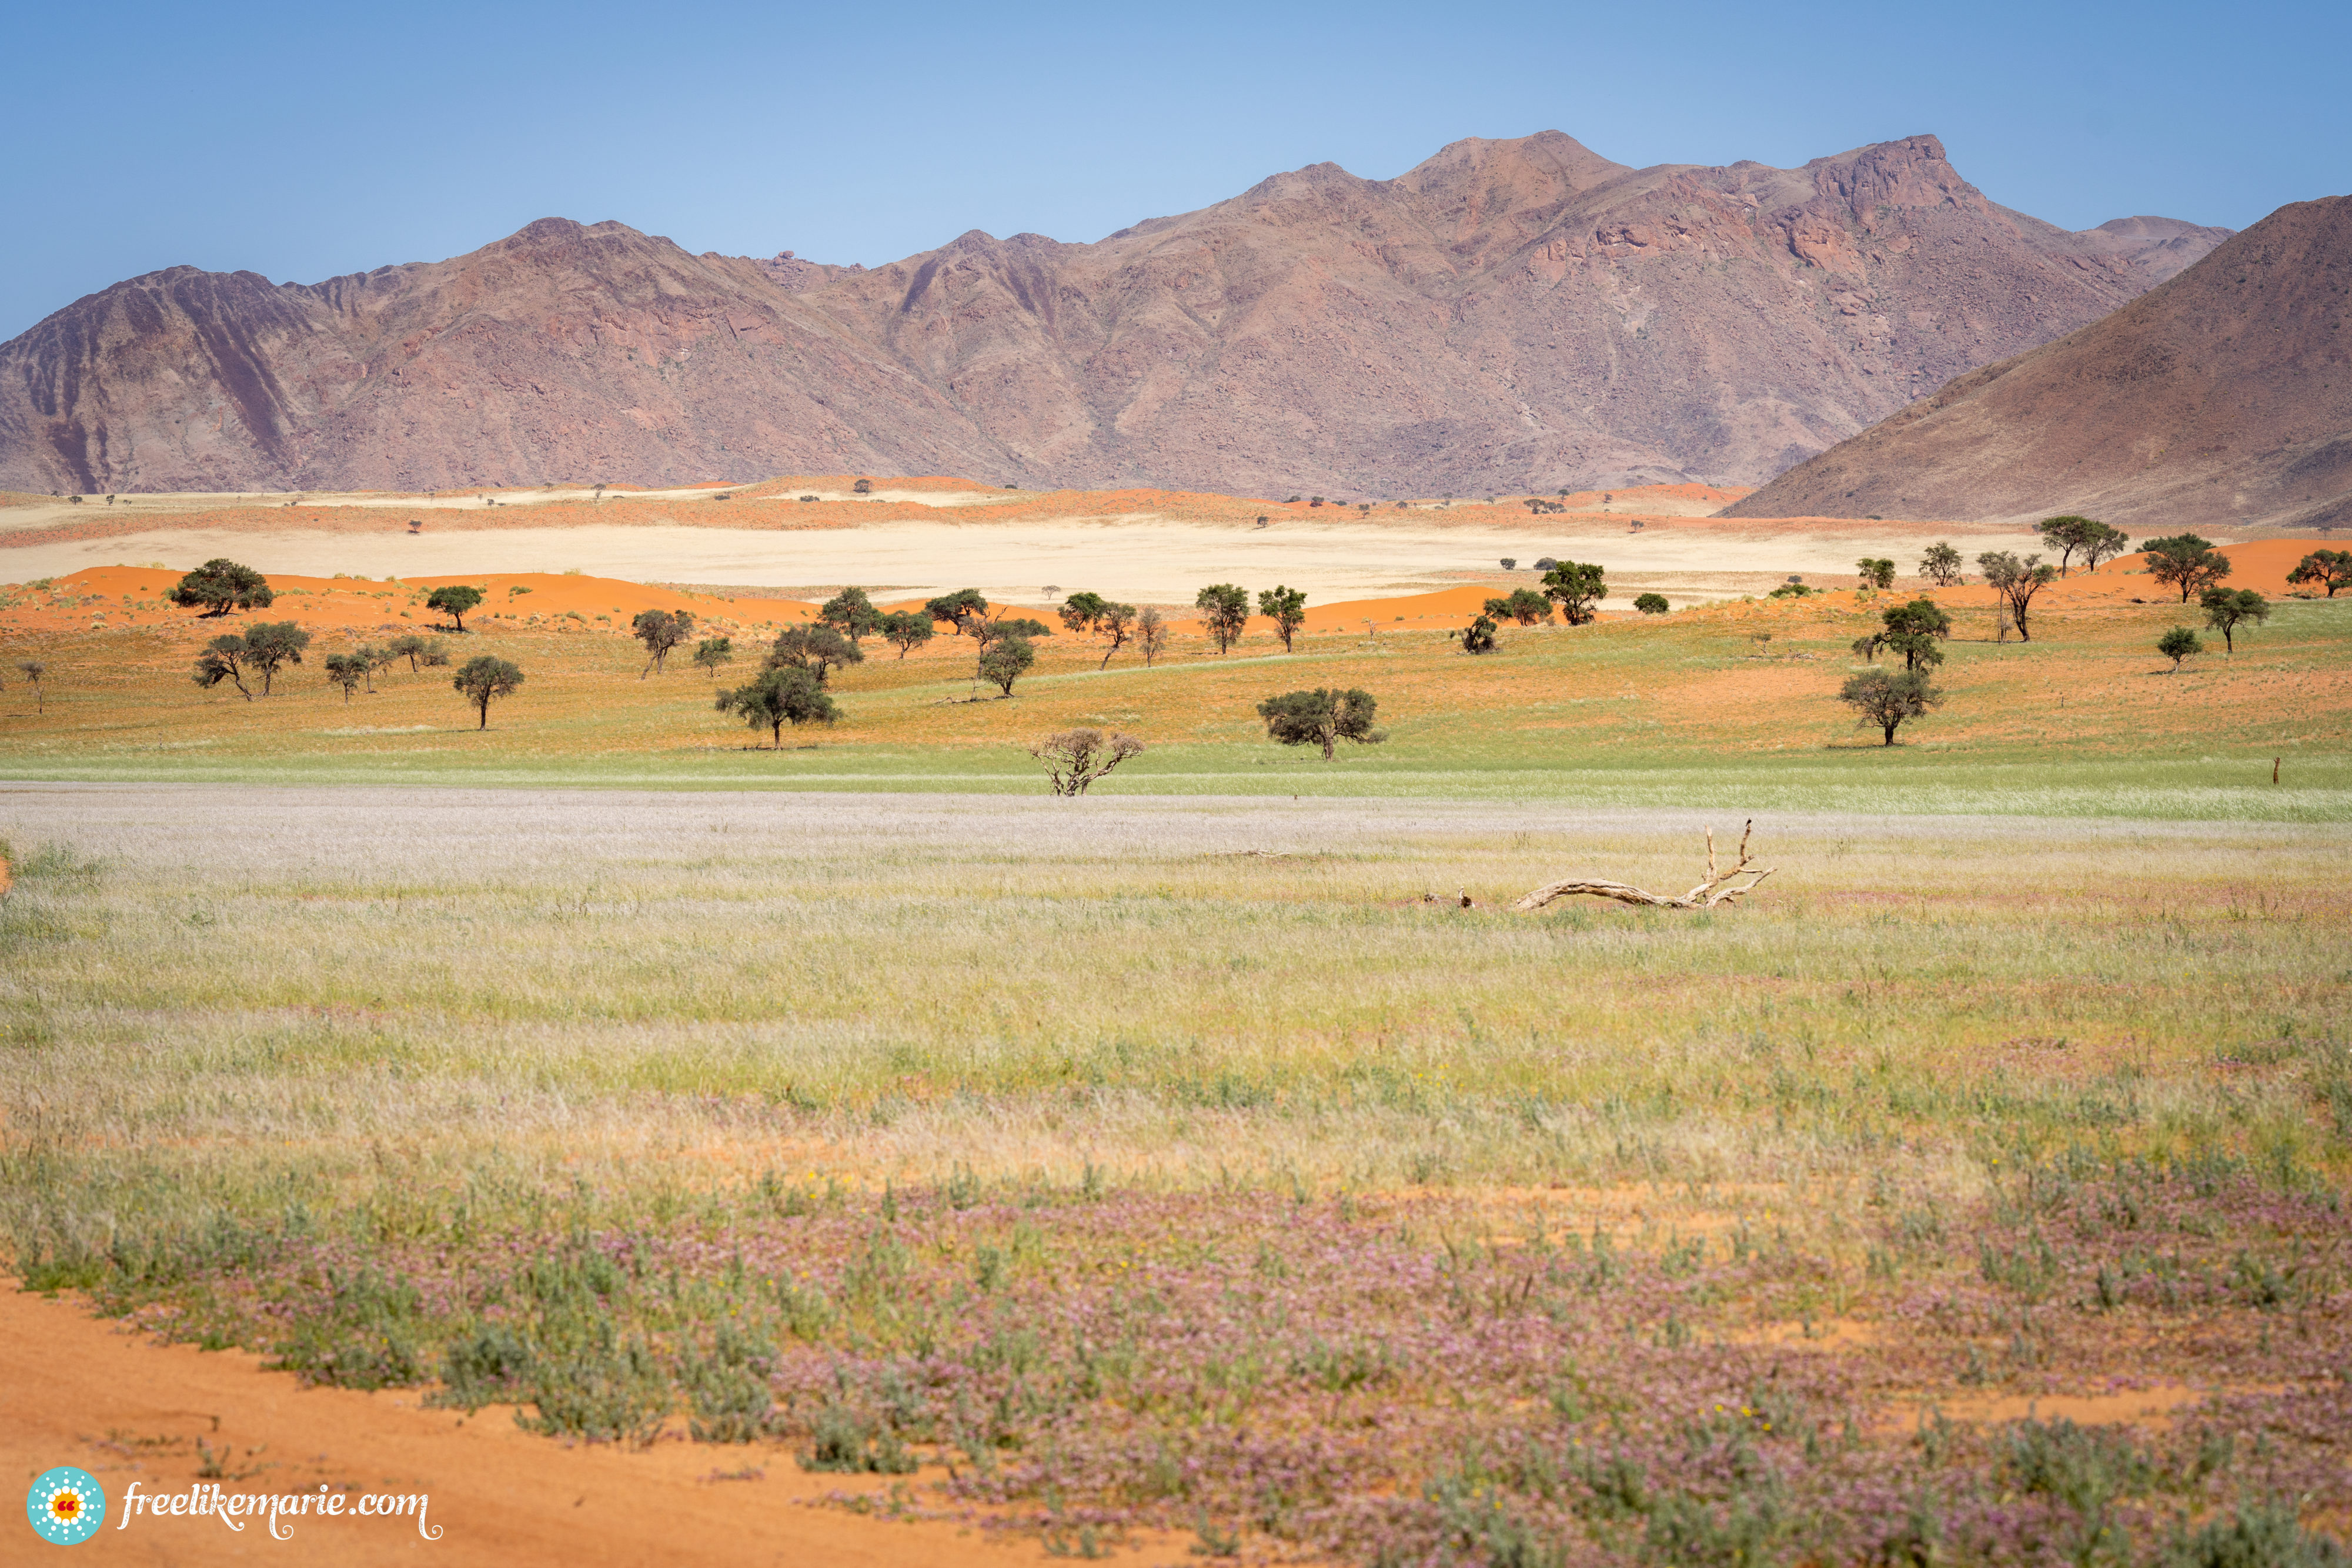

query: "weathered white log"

left=1514, top=820, right=1773, bottom=912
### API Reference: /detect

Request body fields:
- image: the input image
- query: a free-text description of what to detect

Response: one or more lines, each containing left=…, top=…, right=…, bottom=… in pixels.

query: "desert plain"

left=2, top=477, right=2348, bottom=1567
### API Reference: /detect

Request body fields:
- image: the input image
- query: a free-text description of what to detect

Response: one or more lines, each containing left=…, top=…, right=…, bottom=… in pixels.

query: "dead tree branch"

left=1514, top=821, right=1773, bottom=912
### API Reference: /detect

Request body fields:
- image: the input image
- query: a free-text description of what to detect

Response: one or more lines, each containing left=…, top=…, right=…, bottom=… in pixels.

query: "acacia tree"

left=632, top=609, right=696, bottom=676
left=977, top=636, right=1036, bottom=696
left=452, top=655, right=524, bottom=728
left=716, top=666, right=836, bottom=746
left=1919, top=542, right=1964, bottom=586
left=426, top=584, right=485, bottom=632
left=240, top=621, right=312, bottom=694
left=1257, top=688, right=1385, bottom=760
left=1028, top=728, right=1144, bottom=795
left=1839, top=668, right=1943, bottom=745
left=386, top=633, right=450, bottom=673
left=1091, top=601, right=1137, bottom=669
left=2080, top=522, right=2133, bottom=573
left=818, top=587, right=883, bottom=646
left=692, top=637, right=734, bottom=676
left=16, top=660, right=45, bottom=714
left=924, top=589, right=989, bottom=636
left=2286, top=549, right=2352, bottom=597
left=766, top=624, right=863, bottom=686
left=2034, top=516, right=2104, bottom=576
left=323, top=652, right=369, bottom=703
left=879, top=611, right=934, bottom=659
left=1136, top=607, right=1170, bottom=667
left=1059, top=591, right=1111, bottom=636
left=1257, top=586, right=1308, bottom=651
left=2200, top=587, right=2270, bottom=654
left=1540, top=560, right=1608, bottom=624
left=167, top=559, right=273, bottom=617
left=1879, top=597, right=1952, bottom=671
left=2158, top=627, right=2201, bottom=671
left=1634, top=593, right=1670, bottom=615
left=1975, top=552, right=2057, bottom=641
left=1460, top=614, right=1499, bottom=653
left=1856, top=557, right=1897, bottom=590
left=2140, top=534, right=2231, bottom=602
left=193, top=635, right=253, bottom=700
left=1484, top=589, right=1551, bottom=625
left=1195, top=584, right=1250, bottom=654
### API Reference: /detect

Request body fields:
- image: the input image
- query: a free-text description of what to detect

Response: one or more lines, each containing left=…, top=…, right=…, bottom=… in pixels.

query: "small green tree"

left=2034, top=516, right=2103, bottom=576
left=1633, top=593, right=1669, bottom=615
left=2080, top=522, right=2133, bottom=574
left=716, top=666, right=836, bottom=746
left=1460, top=614, right=1499, bottom=653
left=1257, top=586, right=1308, bottom=651
left=1058, top=591, right=1111, bottom=636
left=426, top=584, right=486, bottom=632
left=1975, top=552, right=2057, bottom=641
left=452, top=655, right=524, bottom=728
left=2157, top=626, right=2201, bottom=671
left=1195, top=584, right=1251, bottom=653
left=193, top=635, right=253, bottom=700
left=631, top=608, right=695, bottom=676
left=386, top=632, right=450, bottom=673
left=16, top=660, right=45, bottom=714
left=167, top=558, right=273, bottom=617
left=240, top=621, right=312, bottom=694
left=767, top=624, right=862, bottom=685
left=323, top=651, right=369, bottom=704
left=2200, top=587, right=2270, bottom=654
left=1880, top=597, right=1952, bottom=671
left=1091, top=601, right=1137, bottom=669
left=2286, top=549, right=2352, bottom=597
left=924, top=589, right=989, bottom=636
left=1137, top=607, right=1170, bottom=667
left=1856, top=557, right=1896, bottom=590
left=1839, top=668, right=1943, bottom=745
left=818, top=587, right=883, bottom=644
left=692, top=637, right=735, bottom=676
left=879, top=611, right=934, bottom=659
left=1919, top=542, right=1964, bottom=586
left=1540, top=560, right=1608, bottom=624
left=1028, top=728, right=1144, bottom=795
left=356, top=642, right=398, bottom=691
left=977, top=636, right=1035, bottom=696
left=1257, top=688, right=1385, bottom=760
left=2140, top=534, right=2231, bottom=602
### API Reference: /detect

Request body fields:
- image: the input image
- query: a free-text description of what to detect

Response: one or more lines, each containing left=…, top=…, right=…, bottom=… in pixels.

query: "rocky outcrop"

left=0, top=133, right=2230, bottom=496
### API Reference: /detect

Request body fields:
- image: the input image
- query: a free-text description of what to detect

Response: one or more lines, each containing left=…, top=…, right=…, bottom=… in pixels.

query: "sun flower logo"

left=26, top=1466, right=106, bottom=1544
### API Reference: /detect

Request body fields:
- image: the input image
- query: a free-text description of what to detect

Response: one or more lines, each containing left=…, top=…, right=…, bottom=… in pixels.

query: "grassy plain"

left=3, top=541, right=2351, bottom=1562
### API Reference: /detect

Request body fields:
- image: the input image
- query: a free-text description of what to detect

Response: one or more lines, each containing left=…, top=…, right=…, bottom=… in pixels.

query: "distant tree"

left=767, top=624, right=863, bottom=685
left=1091, top=602, right=1137, bottom=669
left=2140, top=534, right=2231, bottom=602
left=323, top=651, right=369, bottom=704
left=452, top=655, right=524, bottom=729
left=1504, top=588, right=1552, bottom=624
left=240, top=621, right=312, bottom=694
left=716, top=666, right=835, bottom=746
left=2200, top=587, right=2270, bottom=654
left=687, top=630, right=734, bottom=677
left=356, top=642, right=400, bottom=691
left=2080, top=522, right=2133, bottom=574
left=426, top=584, right=485, bottom=632
left=2157, top=626, right=2201, bottom=671
left=16, top=660, right=45, bottom=714
left=1839, top=668, right=1943, bottom=745
left=631, top=608, right=695, bottom=676
left=818, top=587, right=882, bottom=644
left=878, top=611, right=934, bottom=659
left=1975, top=551, right=2057, bottom=641
left=1879, top=597, right=1953, bottom=671
left=1028, top=728, right=1144, bottom=795
left=852, top=479, right=873, bottom=494
left=1532, top=556, right=1558, bottom=571
left=1058, top=591, right=1111, bottom=636
left=2035, top=515, right=2103, bottom=576
left=1136, top=606, right=1170, bottom=667
left=2286, top=548, right=2352, bottom=597
left=1919, top=542, right=1964, bottom=586
left=1540, top=560, right=1608, bottom=624
left=977, top=635, right=1036, bottom=696
left=1500, top=557, right=1517, bottom=570
left=1258, top=688, right=1385, bottom=760
left=1195, top=584, right=1251, bottom=653
left=381, top=633, right=451, bottom=673
left=193, top=634, right=253, bottom=700
left=1633, top=593, right=1670, bottom=615
left=1257, top=585, right=1308, bottom=651
left=167, top=558, right=273, bottom=618
left=1459, top=614, right=1499, bottom=653
left=987, top=616, right=1054, bottom=641
left=1856, top=557, right=1897, bottom=590
left=924, top=589, right=990, bottom=636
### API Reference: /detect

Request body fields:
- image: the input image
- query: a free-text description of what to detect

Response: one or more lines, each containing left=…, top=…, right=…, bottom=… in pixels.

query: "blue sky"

left=5, top=0, right=2346, bottom=340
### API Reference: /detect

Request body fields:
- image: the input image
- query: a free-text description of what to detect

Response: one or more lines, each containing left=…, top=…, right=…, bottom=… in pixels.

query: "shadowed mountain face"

left=1722, top=196, right=2352, bottom=531
left=0, top=133, right=2227, bottom=497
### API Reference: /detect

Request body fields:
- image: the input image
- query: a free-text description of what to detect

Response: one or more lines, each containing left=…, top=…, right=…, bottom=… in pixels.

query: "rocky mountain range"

left=0, top=132, right=2230, bottom=497
left=1722, top=195, right=2351, bottom=531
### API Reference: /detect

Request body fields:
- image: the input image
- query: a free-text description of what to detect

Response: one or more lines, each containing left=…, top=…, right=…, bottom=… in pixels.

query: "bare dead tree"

left=1028, top=728, right=1145, bottom=795
left=1514, top=821, right=1773, bottom=912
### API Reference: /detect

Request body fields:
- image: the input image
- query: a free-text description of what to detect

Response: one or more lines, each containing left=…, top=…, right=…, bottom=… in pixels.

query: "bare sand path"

left=0, top=1281, right=1091, bottom=1566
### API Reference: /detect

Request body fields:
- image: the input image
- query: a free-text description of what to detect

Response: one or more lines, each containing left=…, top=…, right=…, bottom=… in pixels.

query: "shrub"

left=1460, top=615, right=1499, bottom=653
left=2159, top=626, right=2201, bottom=670
left=1634, top=593, right=1669, bottom=614
left=1030, top=728, right=1145, bottom=794
left=851, top=479, right=873, bottom=494
left=1258, top=688, right=1384, bottom=760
